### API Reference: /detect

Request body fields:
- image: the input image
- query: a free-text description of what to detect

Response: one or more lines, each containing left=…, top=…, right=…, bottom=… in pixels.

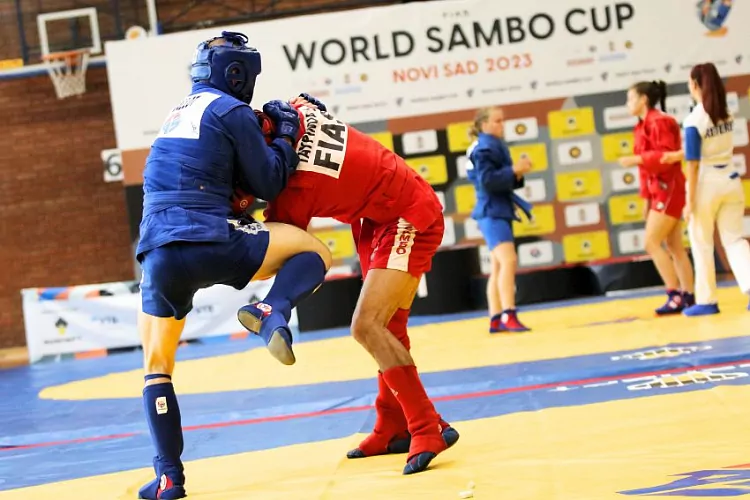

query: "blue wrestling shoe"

left=237, top=302, right=296, bottom=365
left=402, top=422, right=458, bottom=475
left=497, top=310, right=530, bottom=333
left=683, top=303, right=720, bottom=316
left=655, top=290, right=686, bottom=315
left=138, top=459, right=186, bottom=499
left=347, top=420, right=459, bottom=458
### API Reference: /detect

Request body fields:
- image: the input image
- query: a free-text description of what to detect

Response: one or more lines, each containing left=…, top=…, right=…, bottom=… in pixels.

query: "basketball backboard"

left=0, top=0, right=158, bottom=82
left=31, top=3, right=159, bottom=98
left=35, top=8, right=102, bottom=99
left=37, top=7, right=102, bottom=58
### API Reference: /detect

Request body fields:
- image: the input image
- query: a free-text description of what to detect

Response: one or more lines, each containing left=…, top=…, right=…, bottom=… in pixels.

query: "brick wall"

left=0, top=0, right=402, bottom=349
left=0, top=68, right=134, bottom=348
left=157, top=0, right=397, bottom=32
left=2, top=0, right=398, bottom=61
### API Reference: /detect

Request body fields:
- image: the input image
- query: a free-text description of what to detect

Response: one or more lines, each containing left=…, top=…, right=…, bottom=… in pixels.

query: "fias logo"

left=619, top=464, right=750, bottom=496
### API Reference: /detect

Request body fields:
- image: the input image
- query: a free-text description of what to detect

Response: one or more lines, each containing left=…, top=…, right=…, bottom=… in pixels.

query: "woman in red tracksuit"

left=618, top=80, right=695, bottom=315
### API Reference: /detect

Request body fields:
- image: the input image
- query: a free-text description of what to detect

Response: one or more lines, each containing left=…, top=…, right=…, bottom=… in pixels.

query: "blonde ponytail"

left=469, top=107, right=494, bottom=139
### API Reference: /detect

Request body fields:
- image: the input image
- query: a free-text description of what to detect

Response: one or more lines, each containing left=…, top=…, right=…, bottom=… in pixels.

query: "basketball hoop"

left=41, top=49, right=90, bottom=99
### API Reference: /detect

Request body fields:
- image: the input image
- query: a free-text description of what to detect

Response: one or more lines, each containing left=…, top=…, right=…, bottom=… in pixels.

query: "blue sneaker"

left=237, top=302, right=296, bottom=365
left=683, top=303, right=720, bottom=316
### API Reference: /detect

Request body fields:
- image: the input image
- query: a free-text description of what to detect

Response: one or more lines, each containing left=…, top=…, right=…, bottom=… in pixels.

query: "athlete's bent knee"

left=311, top=237, right=333, bottom=270
left=263, top=223, right=333, bottom=274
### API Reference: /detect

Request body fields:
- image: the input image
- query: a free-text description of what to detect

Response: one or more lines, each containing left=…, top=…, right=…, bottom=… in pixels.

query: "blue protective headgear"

left=190, top=31, right=261, bottom=104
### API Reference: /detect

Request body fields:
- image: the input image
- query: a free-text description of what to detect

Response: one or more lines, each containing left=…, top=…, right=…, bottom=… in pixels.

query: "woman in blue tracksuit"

left=466, top=106, right=533, bottom=333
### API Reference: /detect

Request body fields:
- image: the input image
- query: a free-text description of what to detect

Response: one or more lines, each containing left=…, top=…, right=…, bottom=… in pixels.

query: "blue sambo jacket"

left=136, top=83, right=298, bottom=258
left=466, top=132, right=532, bottom=221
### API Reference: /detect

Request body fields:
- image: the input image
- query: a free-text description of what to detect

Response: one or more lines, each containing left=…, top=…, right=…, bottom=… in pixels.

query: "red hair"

left=690, top=63, right=729, bottom=124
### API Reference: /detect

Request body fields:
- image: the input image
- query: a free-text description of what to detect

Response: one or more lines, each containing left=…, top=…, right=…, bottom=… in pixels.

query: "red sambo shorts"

left=355, top=216, right=445, bottom=279
left=645, top=174, right=686, bottom=219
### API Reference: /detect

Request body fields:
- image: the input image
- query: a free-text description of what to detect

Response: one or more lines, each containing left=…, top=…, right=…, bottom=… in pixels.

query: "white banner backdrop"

left=22, top=278, right=298, bottom=364
left=105, top=0, right=750, bottom=151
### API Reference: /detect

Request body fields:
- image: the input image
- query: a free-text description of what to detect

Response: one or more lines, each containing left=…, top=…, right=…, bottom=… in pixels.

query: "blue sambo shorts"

left=477, top=217, right=514, bottom=251
left=139, top=219, right=270, bottom=320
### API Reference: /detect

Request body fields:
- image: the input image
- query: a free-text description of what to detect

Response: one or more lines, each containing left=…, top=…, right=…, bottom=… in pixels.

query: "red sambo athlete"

left=233, top=93, right=459, bottom=475
left=618, top=81, right=694, bottom=315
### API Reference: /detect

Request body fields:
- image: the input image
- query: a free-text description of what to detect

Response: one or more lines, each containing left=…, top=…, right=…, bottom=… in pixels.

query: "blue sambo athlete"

left=136, top=31, right=332, bottom=499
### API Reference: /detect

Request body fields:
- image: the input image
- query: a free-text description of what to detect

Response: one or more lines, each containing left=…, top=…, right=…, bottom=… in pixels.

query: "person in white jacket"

left=662, top=62, right=750, bottom=315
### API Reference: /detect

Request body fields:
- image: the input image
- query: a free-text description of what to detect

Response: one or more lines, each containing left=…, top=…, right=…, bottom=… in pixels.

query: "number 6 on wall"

left=101, top=148, right=123, bottom=183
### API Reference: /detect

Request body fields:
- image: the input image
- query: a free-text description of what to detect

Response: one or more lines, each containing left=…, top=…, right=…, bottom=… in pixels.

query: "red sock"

left=357, top=372, right=409, bottom=456
left=388, top=308, right=411, bottom=350
left=355, top=310, right=412, bottom=456
left=382, top=365, right=446, bottom=458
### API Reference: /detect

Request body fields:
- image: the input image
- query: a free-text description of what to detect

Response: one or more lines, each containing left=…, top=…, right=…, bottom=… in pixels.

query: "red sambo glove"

left=254, top=109, right=276, bottom=145
left=231, top=185, right=256, bottom=216
left=254, top=108, right=306, bottom=146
